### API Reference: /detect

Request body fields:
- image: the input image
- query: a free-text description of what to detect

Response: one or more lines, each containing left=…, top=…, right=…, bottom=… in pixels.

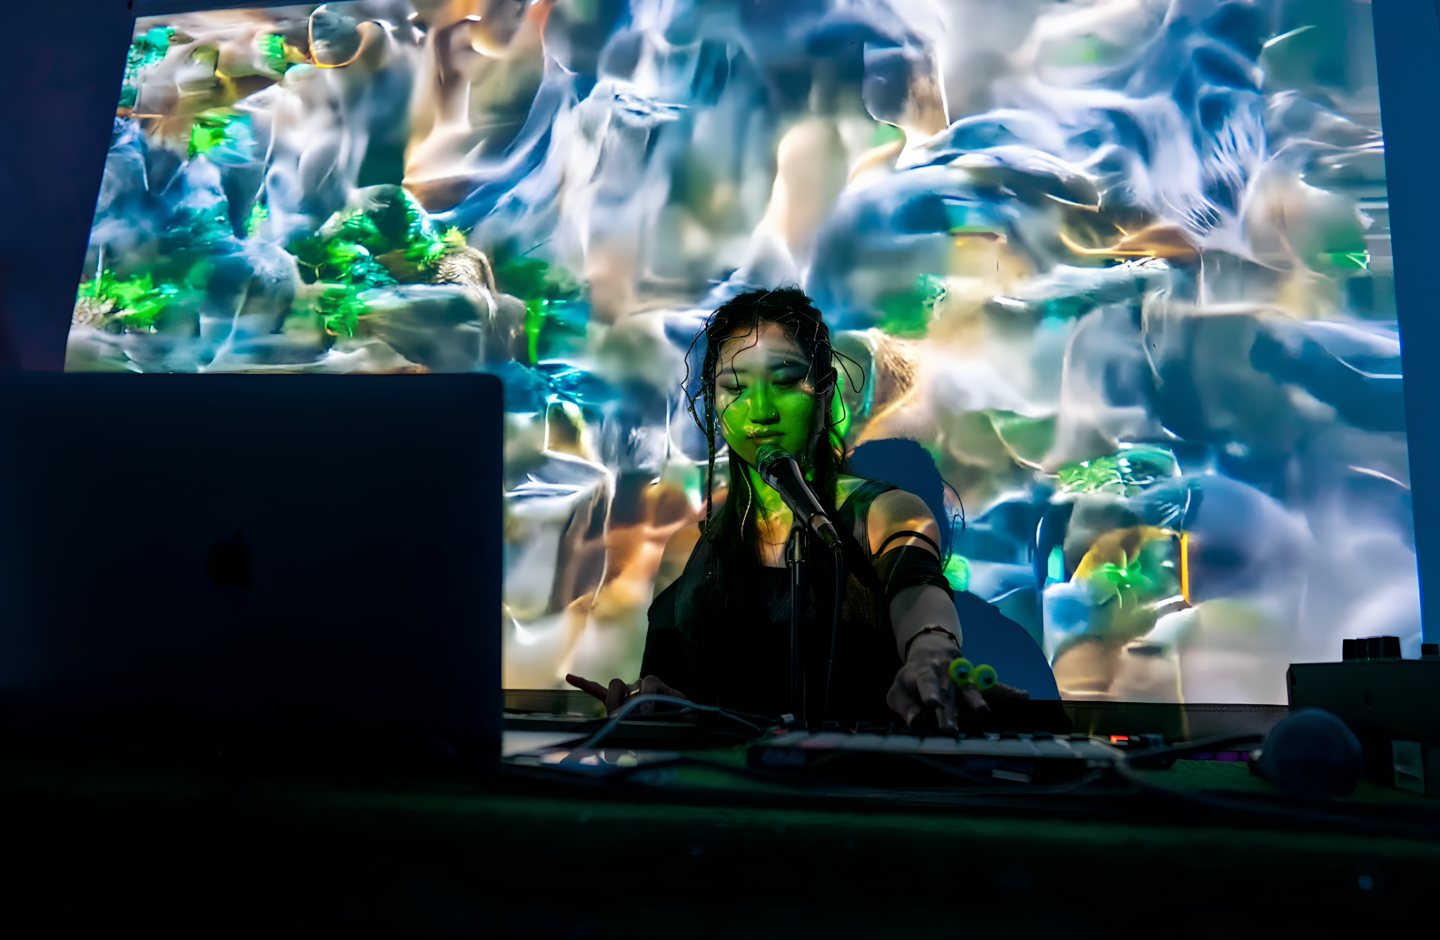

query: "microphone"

left=753, top=443, right=841, bottom=550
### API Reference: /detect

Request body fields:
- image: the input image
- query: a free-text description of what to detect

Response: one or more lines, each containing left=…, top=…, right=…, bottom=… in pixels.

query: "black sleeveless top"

left=641, top=479, right=932, bottom=726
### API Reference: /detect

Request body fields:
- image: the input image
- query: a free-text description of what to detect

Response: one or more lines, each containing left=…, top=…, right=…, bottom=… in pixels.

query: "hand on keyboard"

left=886, top=632, right=1030, bottom=732
left=887, top=631, right=966, bottom=731
left=566, top=673, right=689, bottom=717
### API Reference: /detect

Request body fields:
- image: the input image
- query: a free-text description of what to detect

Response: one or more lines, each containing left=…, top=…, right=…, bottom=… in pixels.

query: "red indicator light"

left=1109, top=735, right=1129, bottom=744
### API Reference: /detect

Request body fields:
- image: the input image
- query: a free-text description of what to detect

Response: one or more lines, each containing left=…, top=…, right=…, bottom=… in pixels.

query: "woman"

left=568, top=288, right=998, bottom=730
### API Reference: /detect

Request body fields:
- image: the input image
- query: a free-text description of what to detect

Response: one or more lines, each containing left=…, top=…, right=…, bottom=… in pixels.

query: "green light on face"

left=714, top=325, right=820, bottom=466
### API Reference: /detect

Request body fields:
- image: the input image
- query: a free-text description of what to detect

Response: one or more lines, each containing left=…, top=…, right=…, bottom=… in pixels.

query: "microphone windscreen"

left=754, top=443, right=787, bottom=474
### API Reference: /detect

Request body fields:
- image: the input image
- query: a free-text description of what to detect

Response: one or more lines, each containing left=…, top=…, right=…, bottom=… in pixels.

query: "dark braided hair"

left=682, top=287, right=862, bottom=557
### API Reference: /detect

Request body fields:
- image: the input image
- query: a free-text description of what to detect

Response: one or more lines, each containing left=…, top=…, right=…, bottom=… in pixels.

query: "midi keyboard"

left=748, top=731, right=1125, bottom=786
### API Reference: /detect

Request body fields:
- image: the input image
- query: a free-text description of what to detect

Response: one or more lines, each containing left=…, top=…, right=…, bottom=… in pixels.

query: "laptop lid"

left=0, top=372, right=502, bottom=763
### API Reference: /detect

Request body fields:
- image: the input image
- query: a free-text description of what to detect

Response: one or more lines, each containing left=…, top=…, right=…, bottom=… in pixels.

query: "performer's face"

left=714, top=321, right=817, bottom=467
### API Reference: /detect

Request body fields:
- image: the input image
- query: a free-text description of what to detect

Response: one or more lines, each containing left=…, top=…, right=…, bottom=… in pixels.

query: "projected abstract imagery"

left=67, top=0, right=1413, bottom=704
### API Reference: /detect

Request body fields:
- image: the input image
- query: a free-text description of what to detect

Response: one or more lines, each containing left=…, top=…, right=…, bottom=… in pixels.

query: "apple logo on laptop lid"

left=207, top=530, right=251, bottom=590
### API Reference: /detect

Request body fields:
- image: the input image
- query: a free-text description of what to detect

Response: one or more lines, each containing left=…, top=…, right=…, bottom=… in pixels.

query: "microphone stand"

left=784, top=521, right=809, bottom=723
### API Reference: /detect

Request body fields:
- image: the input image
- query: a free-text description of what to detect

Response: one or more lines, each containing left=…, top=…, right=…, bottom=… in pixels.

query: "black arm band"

left=876, top=529, right=943, bottom=558
left=873, top=543, right=952, bottom=606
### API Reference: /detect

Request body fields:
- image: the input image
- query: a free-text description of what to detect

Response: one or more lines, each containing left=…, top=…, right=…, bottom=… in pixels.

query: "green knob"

left=949, top=656, right=998, bottom=691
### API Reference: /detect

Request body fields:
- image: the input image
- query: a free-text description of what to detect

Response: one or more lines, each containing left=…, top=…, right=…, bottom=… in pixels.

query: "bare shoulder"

left=867, top=488, right=941, bottom=557
left=834, top=474, right=868, bottom=506
left=654, top=521, right=702, bottom=601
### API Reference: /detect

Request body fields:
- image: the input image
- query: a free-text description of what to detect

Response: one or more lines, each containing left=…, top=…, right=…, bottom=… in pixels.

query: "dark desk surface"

left=3, top=741, right=1437, bottom=937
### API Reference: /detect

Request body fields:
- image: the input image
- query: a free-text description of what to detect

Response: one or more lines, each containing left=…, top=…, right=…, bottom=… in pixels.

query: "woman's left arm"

left=867, top=490, right=962, bottom=653
left=867, top=491, right=982, bottom=731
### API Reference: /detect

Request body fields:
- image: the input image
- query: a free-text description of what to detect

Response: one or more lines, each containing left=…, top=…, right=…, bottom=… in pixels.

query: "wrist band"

left=904, top=626, right=958, bottom=658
